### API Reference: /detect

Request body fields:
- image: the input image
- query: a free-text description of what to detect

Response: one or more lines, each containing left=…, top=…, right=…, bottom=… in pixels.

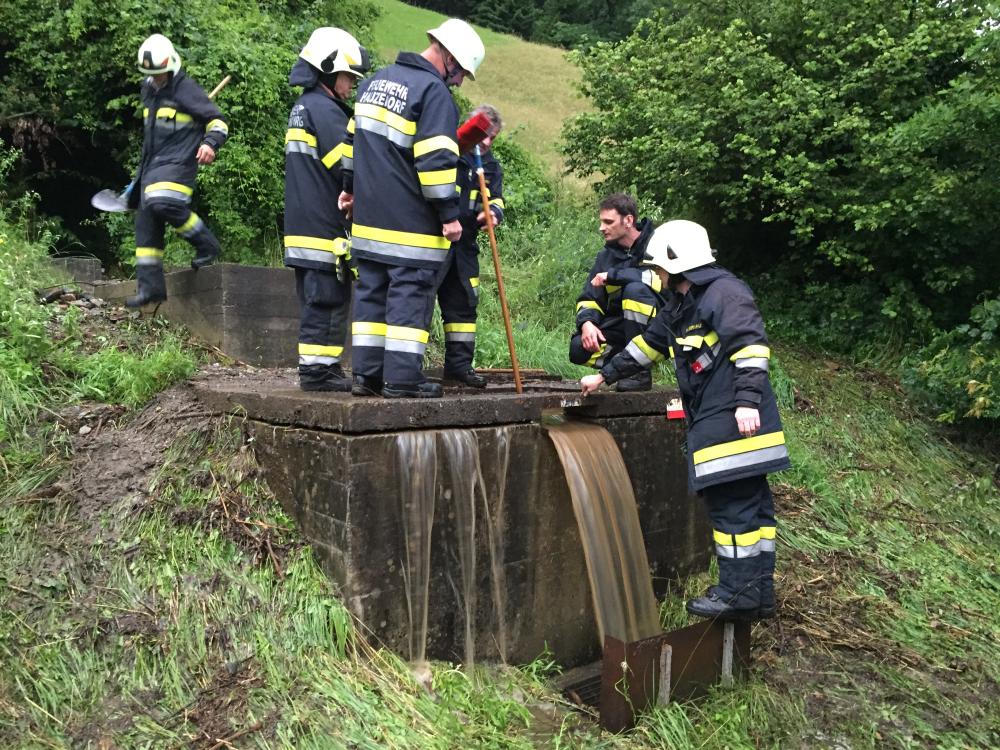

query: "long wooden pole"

left=207, top=74, right=232, bottom=100
left=474, top=146, right=522, bottom=393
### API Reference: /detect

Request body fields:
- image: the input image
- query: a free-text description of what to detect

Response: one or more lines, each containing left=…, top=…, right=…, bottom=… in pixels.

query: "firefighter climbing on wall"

left=340, top=19, right=485, bottom=399
left=580, top=220, right=790, bottom=620
left=569, top=193, right=661, bottom=392
left=437, top=104, right=505, bottom=388
left=283, top=27, right=370, bottom=391
left=127, top=34, right=229, bottom=308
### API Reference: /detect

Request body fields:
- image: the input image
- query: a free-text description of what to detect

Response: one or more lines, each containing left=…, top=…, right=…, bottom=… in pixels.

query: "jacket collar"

left=605, top=217, right=653, bottom=258
left=396, top=51, right=444, bottom=80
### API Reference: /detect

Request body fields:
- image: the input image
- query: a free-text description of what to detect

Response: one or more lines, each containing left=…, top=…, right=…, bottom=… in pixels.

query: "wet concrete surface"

left=191, top=366, right=679, bottom=434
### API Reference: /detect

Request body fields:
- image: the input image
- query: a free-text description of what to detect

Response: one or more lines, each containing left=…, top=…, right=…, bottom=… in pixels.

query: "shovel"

left=90, top=74, right=232, bottom=213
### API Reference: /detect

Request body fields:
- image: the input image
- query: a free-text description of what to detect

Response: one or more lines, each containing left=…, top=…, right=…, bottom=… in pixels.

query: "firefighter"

left=283, top=28, right=370, bottom=391
left=340, top=19, right=485, bottom=399
left=438, top=104, right=505, bottom=388
left=569, top=193, right=660, bottom=391
left=580, top=220, right=790, bottom=620
left=126, top=34, right=229, bottom=308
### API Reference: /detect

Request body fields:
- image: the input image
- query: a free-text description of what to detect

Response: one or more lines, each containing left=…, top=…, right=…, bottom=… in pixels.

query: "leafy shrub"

left=563, top=0, right=1000, bottom=340
left=903, top=297, right=1000, bottom=423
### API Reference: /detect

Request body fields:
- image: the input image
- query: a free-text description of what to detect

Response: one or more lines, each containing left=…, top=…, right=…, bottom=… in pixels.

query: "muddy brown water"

left=546, top=421, right=661, bottom=644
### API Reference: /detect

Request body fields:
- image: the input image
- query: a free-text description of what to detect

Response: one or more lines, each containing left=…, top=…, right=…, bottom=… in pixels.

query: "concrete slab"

left=191, top=368, right=712, bottom=667
left=191, top=367, right=680, bottom=434
left=92, top=264, right=314, bottom=368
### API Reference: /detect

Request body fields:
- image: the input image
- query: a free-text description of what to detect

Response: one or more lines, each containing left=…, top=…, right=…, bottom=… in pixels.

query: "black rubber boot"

left=383, top=381, right=443, bottom=399
left=443, top=368, right=487, bottom=388
left=126, top=265, right=167, bottom=308
left=351, top=375, right=383, bottom=397
left=616, top=369, right=652, bottom=392
left=300, top=364, right=351, bottom=392
left=686, top=591, right=758, bottom=621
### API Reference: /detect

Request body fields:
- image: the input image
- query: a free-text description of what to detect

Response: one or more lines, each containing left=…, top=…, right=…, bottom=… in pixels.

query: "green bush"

left=903, top=297, right=1000, bottom=423
left=563, top=0, right=1000, bottom=338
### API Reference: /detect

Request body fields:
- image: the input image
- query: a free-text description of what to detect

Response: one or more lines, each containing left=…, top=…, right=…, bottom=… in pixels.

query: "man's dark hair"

left=599, top=193, right=638, bottom=220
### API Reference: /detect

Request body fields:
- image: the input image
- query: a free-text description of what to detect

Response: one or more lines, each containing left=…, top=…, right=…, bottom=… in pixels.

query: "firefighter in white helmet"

left=581, top=220, right=791, bottom=621
left=126, top=34, right=229, bottom=308
left=283, top=27, right=370, bottom=391
left=340, top=19, right=485, bottom=398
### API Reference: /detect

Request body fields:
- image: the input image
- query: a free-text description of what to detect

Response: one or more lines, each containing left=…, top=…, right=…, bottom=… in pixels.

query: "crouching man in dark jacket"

left=581, top=220, right=790, bottom=620
left=570, top=193, right=660, bottom=391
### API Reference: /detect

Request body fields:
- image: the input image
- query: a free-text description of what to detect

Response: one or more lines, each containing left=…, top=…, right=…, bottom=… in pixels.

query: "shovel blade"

left=91, top=189, right=129, bottom=213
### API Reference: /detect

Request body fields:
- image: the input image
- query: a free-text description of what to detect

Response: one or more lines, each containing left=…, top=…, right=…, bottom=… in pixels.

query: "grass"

left=366, top=0, right=589, bottom=185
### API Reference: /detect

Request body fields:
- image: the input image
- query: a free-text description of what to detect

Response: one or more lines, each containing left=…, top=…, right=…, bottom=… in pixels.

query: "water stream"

left=396, top=431, right=437, bottom=663
left=546, top=421, right=661, bottom=644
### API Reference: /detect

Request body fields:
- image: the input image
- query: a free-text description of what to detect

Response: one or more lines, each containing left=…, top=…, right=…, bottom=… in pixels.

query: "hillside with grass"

left=368, top=0, right=587, bottom=182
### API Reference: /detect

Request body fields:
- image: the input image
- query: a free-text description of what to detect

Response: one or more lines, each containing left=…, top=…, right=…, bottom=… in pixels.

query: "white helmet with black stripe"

left=137, top=34, right=181, bottom=75
left=642, top=220, right=716, bottom=275
left=300, top=27, right=370, bottom=79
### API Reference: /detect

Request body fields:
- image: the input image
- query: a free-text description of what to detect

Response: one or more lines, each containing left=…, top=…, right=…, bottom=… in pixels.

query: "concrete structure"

left=93, top=264, right=312, bottom=368
left=193, top=371, right=712, bottom=668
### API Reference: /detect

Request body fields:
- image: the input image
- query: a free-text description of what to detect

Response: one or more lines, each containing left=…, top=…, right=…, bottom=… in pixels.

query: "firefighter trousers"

left=436, top=248, right=480, bottom=375
left=351, top=258, right=437, bottom=386
left=569, top=281, right=659, bottom=370
left=702, top=475, right=777, bottom=610
left=134, top=198, right=221, bottom=301
left=295, top=268, right=349, bottom=384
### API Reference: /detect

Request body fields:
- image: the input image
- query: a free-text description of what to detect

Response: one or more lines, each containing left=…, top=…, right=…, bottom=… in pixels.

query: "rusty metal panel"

left=600, top=620, right=751, bottom=732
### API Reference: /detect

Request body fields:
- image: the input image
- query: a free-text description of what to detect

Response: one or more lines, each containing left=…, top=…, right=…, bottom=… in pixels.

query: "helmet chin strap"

left=442, top=54, right=463, bottom=86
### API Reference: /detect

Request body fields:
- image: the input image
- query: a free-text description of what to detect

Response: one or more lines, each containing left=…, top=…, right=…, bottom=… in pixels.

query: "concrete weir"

left=193, top=370, right=711, bottom=668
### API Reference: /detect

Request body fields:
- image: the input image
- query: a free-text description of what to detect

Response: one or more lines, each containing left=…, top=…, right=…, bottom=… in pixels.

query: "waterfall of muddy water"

left=485, top=426, right=513, bottom=663
left=396, top=432, right=438, bottom=663
left=546, top=422, right=661, bottom=644
left=439, top=430, right=480, bottom=669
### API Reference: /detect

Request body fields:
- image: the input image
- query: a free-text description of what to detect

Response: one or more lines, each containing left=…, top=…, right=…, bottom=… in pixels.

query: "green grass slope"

left=366, top=0, right=587, bottom=181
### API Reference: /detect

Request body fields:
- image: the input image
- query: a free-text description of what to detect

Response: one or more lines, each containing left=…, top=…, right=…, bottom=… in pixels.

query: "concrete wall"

left=249, top=414, right=711, bottom=667
left=94, top=264, right=336, bottom=368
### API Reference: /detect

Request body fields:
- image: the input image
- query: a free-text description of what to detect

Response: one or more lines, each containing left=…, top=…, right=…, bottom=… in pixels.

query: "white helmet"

left=300, top=27, right=370, bottom=78
left=642, top=220, right=716, bottom=274
left=427, top=19, right=485, bottom=79
left=137, top=34, right=181, bottom=75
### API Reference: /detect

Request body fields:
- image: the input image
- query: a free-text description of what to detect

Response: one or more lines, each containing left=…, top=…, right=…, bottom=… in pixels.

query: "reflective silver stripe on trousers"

left=285, top=141, right=319, bottom=159
left=135, top=257, right=163, bottom=266
left=284, top=246, right=336, bottom=266
left=355, top=116, right=415, bottom=148
left=759, top=538, right=776, bottom=553
left=421, top=183, right=456, bottom=200
left=715, top=540, right=762, bottom=559
left=625, top=339, right=655, bottom=367
left=144, top=189, right=191, bottom=204
left=352, top=334, right=385, bottom=348
left=445, top=332, right=476, bottom=342
left=385, top=339, right=427, bottom=355
left=351, top=236, right=449, bottom=264
left=694, top=445, right=790, bottom=478
left=299, top=354, right=339, bottom=365
left=735, top=357, right=770, bottom=370
left=623, top=310, right=651, bottom=324
left=178, top=217, right=204, bottom=239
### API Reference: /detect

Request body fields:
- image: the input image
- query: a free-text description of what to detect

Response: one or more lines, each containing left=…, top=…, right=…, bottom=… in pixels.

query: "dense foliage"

left=563, top=0, right=1000, bottom=421
left=0, top=0, right=379, bottom=267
